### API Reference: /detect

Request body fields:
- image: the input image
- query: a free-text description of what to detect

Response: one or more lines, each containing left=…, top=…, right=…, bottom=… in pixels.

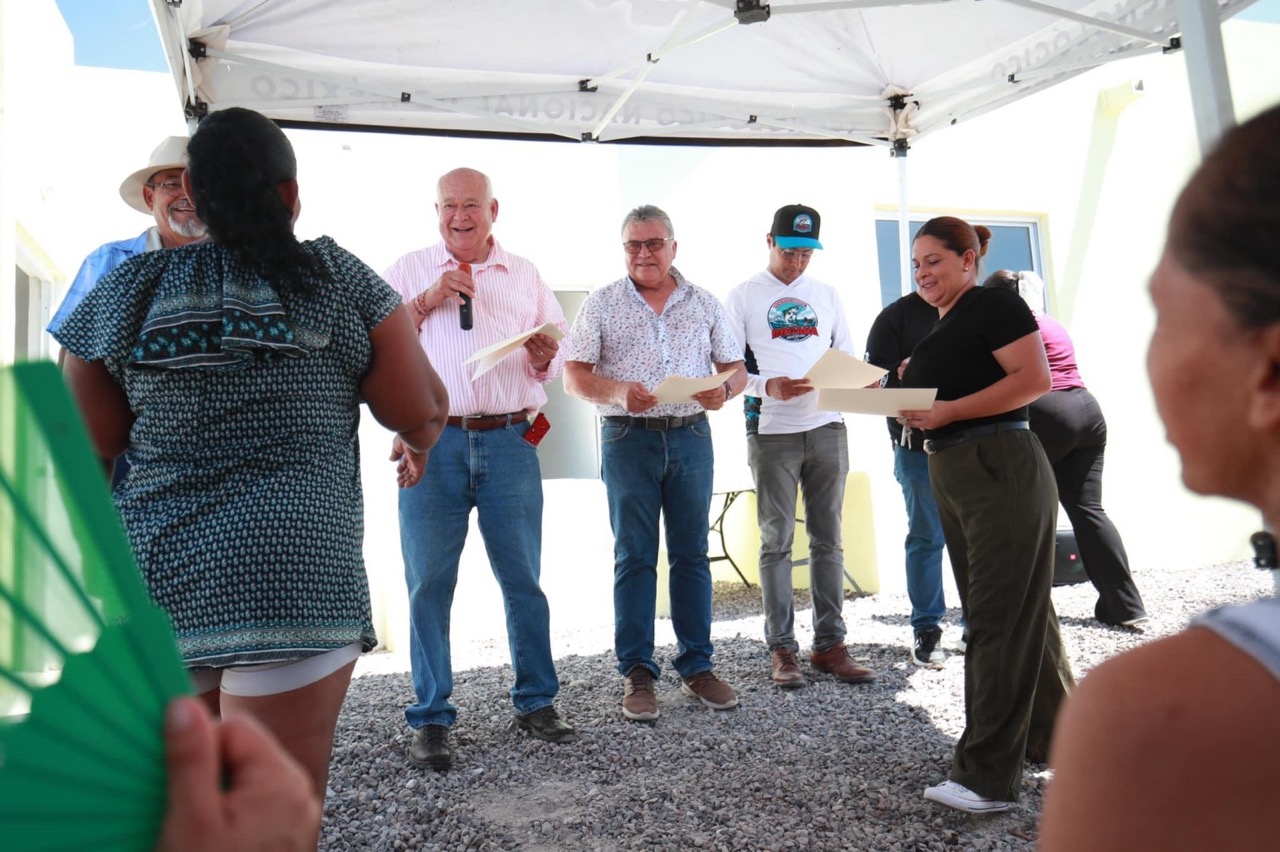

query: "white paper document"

left=464, top=322, right=564, bottom=381
left=803, top=350, right=887, bottom=389
left=652, top=370, right=737, bottom=404
left=817, top=388, right=938, bottom=416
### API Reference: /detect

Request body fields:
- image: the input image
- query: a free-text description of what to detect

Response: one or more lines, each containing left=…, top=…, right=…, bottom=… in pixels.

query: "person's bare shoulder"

left=1039, top=627, right=1280, bottom=851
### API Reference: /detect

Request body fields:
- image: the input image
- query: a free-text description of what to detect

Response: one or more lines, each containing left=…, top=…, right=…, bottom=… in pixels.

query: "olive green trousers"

left=929, top=428, right=1076, bottom=802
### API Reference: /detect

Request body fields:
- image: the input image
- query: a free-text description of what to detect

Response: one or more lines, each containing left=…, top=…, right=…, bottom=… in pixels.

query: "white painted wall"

left=11, top=0, right=1280, bottom=650
left=1, top=0, right=76, bottom=361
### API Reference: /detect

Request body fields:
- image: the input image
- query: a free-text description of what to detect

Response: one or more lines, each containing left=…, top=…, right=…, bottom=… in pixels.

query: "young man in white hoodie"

left=724, top=205, right=877, bottom=690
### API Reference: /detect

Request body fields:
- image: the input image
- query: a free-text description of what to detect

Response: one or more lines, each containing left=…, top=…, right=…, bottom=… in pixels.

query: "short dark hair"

left=1169, top=103, right=1280, bottom=328
left=984, top=270, right=1020, bottom=291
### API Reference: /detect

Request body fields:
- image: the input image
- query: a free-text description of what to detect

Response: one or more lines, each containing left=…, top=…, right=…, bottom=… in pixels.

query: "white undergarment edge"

left=189, top=642, right=363, bottom=697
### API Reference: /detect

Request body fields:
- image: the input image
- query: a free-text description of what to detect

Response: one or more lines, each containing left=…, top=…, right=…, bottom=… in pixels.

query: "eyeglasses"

left=622, top=238, right=673, bottom=255
left=146, top=180, right=184, bottom=193
left=779, top=249, right=814, bottom=260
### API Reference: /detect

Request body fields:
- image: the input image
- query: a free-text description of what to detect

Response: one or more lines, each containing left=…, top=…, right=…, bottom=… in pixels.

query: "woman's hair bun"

left=974, top=225, right=992, bottom=258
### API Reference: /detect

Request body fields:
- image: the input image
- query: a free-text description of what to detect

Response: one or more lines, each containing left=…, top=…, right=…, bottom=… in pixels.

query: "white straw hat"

left=118, top=136, right=190, bottom=214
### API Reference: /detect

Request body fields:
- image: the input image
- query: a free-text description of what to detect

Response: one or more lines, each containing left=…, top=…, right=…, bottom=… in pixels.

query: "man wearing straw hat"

left=47, top=136, right=206, bottom=487
left=48, top=136, right=207, bottom=339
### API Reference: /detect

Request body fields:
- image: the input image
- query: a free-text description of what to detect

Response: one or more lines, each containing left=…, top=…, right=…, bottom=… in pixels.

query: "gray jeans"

left=747, top=423, right=849, bottom=652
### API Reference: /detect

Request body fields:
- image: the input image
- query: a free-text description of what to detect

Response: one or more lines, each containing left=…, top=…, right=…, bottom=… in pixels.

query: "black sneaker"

left=409, top=724, right=452, bottom=771
left=912, top=627, right=945, bottom=668
left=515, top=705, right=578, bottom=744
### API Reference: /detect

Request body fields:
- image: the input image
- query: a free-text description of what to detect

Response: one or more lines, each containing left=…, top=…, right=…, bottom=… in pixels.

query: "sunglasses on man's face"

left=622, top=238, right=673, bottom=255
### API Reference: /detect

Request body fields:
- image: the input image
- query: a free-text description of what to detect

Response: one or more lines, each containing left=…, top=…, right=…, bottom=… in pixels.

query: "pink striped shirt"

left=383, top=239, right=567, bottom=416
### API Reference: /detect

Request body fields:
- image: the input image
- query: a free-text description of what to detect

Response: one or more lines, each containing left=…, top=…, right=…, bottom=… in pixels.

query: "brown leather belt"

left=602, top=412, right=708, bottom=431
left=445, top=411, right=529, bottom=431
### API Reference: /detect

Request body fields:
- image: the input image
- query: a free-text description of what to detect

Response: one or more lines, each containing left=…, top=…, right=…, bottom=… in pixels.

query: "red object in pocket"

left=524, top=412, right=551, bottom=446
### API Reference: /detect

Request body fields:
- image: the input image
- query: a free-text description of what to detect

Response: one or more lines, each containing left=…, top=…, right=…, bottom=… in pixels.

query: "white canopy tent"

left=147, top=0, right=1253, bottom=298
left=149, top=0, right=1250, bottom=148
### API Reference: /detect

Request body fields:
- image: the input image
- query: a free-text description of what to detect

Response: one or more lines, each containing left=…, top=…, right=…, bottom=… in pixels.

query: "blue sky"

left=55, top=0, right=167, bottom=72
left=57, top=0, right=1280, bottom=72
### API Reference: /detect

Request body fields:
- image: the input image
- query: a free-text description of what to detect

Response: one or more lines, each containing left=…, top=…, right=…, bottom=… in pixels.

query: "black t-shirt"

left=864, top=292, right=938, bottom=450
left=902, top=285, right=1038, bottom=440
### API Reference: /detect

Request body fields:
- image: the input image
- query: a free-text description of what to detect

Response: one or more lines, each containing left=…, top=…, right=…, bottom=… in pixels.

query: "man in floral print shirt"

left=564, top=204, right=746, bottom=723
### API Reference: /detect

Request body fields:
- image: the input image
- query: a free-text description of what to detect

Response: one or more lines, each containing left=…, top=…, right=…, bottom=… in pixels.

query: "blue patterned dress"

left=54, top=237, right=402, bottom=668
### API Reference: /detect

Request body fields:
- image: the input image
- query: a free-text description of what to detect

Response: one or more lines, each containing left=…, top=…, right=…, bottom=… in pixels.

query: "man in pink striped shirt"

left=384, top=168, right=575, bottom=772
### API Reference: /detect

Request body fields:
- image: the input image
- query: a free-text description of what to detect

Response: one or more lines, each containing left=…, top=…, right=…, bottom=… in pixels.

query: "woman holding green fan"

left=54, top=107, right=447, bottom=800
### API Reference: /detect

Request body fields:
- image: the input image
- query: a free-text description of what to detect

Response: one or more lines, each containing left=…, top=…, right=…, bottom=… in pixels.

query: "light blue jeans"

left=600, top=418, right=716, bottom=680
left=893, top=443, right=947, bottom=634
left=747, top=423, right=849, bottom=653
left=399, top=421, right=559, bottom=729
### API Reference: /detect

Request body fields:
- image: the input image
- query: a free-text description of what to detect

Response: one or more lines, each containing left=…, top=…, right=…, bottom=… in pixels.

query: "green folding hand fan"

left=0, top=360, right=190, bottom=851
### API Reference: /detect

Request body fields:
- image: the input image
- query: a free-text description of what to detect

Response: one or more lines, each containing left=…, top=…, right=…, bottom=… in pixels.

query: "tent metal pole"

left=997, top=0, right=1171, bottom=46
left=894, top=141, right=911, bottom=298
left=1174, top=0, right=1236, bottom=154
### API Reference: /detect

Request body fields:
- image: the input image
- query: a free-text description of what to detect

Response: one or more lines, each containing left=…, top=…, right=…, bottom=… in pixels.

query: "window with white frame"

left=12, top=229, right=62, bottom=362
left=874, top=215, right=1048, bottom=312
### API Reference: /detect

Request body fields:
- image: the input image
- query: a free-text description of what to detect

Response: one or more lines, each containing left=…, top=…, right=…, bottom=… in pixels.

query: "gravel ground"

left=321, top=560, right=1272, bottom=851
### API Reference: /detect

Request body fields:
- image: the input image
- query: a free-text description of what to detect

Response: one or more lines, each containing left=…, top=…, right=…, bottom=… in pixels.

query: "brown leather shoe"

left=770, top=647, right=807, bottom=689
left=810, top=643, right=877, bottom=684
left=622, top=666, right=659, bottom=721
left=680, top=670, right=739, bottom=710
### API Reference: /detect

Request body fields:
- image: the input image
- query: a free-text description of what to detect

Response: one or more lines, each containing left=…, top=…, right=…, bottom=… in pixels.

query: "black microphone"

left=1252, top=530, right=1277, bottom=570
left=459, top=295, right=473, bottom=330
left=459, top=262, right=474, bottom=330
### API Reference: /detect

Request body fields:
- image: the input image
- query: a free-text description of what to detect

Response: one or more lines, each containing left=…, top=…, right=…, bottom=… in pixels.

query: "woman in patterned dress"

left=56, top=108, right=448, bottom=798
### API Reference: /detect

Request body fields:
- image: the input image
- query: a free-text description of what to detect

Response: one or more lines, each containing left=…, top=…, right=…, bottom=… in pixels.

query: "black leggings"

left=1029, top=388, right=1147, bottom=624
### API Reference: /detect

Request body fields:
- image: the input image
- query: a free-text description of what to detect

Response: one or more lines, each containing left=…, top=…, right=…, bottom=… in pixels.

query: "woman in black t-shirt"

left=899, top=216, right=1075, bottom=814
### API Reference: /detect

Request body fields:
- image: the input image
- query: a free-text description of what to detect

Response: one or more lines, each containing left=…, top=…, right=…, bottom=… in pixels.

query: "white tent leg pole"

left=1175, top=0, right=1261, bottom=552
left=897, top=150, right=911, bottom=298
left=1174, top=0, right=1236, bottom=154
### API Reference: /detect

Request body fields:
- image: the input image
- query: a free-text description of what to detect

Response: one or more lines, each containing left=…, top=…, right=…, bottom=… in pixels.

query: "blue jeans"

left=399, top=421, right=559, bottom=728
left=893, top=443, right=947, bottom=633
left=600, top=418, right=715, bottom=680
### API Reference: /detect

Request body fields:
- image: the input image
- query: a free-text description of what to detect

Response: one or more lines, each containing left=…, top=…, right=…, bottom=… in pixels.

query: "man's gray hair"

left=621, top=204, right=674, bottom=238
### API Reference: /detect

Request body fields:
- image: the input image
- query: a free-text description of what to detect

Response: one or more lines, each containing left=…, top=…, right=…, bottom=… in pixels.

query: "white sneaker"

left=923, top=780, right=1013, bottom=813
